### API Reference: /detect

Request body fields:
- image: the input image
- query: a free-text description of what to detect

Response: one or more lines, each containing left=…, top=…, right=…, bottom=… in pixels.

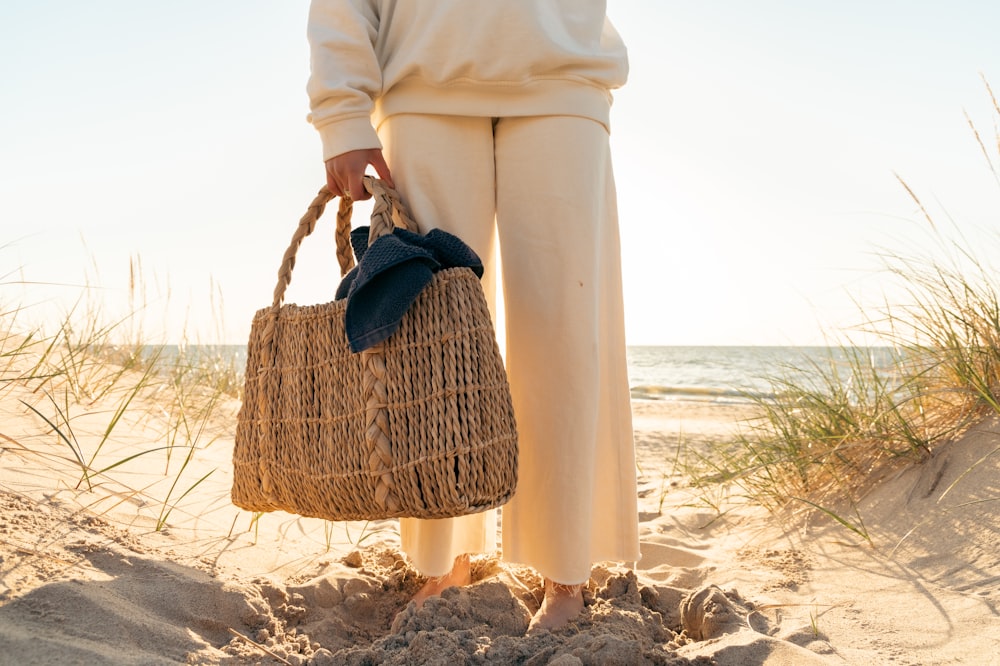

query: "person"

left=306, top=0, right=639, bottom=631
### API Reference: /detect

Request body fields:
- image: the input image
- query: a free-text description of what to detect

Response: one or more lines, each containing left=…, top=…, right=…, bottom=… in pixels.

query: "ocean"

left=626, top=345, right=896, bottom=403
left=170, top=345, right=896, bottom=405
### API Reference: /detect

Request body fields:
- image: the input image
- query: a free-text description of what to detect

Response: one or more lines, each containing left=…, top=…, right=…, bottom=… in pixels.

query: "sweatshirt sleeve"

left=306, top=0, right=383, bottom=161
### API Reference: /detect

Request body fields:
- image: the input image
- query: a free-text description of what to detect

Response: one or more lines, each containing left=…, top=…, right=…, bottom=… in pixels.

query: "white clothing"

left=382, top=114, right=639, bottom=584
left=305, top=0, right=639, bottom=585
left=306, top=0, right=628, bottom=160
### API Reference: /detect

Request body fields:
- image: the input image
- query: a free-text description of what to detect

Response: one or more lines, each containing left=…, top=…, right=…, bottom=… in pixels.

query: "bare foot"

left=411, top=554, right=472, bottom=608
left=527, top=579, right=585, bottom=633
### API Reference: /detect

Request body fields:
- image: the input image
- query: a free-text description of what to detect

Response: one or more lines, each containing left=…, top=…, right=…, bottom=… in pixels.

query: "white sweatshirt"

left=306, top=0, right=629, bottom=161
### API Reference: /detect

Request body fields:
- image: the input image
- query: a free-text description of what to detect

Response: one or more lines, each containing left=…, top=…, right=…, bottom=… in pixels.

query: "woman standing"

left=307, top=0, right=639, bottom=631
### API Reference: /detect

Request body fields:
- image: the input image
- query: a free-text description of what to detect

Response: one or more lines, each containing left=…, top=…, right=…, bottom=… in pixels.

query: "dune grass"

left=688, top=77, right=1000, bottom=520
left=0, top=258, right=242, bottom=531
left=1, top=257, right=396, bottom=549
left=6, top=82, right=999, bottom=551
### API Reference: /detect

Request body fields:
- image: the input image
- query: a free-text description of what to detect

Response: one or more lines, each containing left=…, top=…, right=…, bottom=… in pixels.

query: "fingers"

left=325, top=167, right=339, bottom=197
left=325, top=151, right=367, bottom=200
left=348, top=170, right=369, bottom=202
left=371, top=151, right=395, bottom=188
left=324, top=148, right=394, bottom=201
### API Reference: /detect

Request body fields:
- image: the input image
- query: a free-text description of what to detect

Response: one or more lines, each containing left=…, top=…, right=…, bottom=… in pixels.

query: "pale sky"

left=2, top=1, right=998, bottom=346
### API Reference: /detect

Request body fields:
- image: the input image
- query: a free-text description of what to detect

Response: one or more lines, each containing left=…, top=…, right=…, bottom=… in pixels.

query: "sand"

left=2, top=361, right=1000, bottom=664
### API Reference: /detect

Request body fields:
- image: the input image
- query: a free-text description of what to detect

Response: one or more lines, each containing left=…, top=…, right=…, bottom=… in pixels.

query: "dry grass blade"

left=156, top=465, right=216, bottom=532
left=936, top=444, right=1000, bottom=504
left=791, top=497, right=872, bottom=546
left=964, top=108, right=998, bottom=186
left=3, top=250, right=240, bottom=536
left=226, top=628, right=293, bottom=665
left=699, top=81, right=1000, bottom=537
left=19, top=395, right=91, bottom=490
left=893, top=172, right=936, bottom=231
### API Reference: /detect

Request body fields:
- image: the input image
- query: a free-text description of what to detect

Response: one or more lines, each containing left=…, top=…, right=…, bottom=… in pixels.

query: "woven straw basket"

left=232, top=178, right=518, bottom=521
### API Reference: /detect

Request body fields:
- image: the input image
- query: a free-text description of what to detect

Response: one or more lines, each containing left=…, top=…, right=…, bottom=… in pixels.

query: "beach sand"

left=2, top=362, right=999, bottom=665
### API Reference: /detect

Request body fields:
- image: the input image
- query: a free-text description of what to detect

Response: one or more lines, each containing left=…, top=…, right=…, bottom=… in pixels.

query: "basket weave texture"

left=232, top=179, right=518, bottom=521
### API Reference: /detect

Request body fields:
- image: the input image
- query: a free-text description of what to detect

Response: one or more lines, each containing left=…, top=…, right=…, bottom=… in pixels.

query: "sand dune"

left=2, top=366, right=999, bottom=663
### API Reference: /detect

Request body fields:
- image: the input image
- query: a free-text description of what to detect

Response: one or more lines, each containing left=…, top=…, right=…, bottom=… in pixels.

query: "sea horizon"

left=150, top=343, right=897, bottom=405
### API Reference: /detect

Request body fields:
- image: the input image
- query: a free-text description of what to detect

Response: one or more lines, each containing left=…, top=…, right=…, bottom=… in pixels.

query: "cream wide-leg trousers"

left=379, top=114, right=640, bottom=585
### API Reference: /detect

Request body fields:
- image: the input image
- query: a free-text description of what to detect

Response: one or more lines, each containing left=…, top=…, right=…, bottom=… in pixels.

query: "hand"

left=325, top=148, right=394, bottom=200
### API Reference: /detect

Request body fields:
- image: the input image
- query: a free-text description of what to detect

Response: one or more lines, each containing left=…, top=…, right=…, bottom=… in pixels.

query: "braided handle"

left=355, top=177, right=419, bottom=515
left=364, top=177, right=419, bottom=245
left=268, top=177, right=418, bottom=310
left=257, top=177, right=418, bottom=512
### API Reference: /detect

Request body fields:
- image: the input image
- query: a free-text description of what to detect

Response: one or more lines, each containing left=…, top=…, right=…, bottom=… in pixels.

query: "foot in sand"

left=527, top=579, right=585, bottom=633
left=411, top=553, right=472, bottom=608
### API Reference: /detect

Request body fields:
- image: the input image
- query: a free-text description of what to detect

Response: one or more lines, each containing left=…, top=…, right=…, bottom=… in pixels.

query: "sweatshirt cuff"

left=315, top=116, right=383, bottom=162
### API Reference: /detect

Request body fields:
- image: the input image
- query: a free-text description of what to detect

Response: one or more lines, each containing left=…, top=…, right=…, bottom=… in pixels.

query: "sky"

left=1, top=1, right=999, bottom=346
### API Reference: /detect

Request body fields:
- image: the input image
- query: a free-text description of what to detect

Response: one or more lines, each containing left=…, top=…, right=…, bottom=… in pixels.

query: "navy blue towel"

left=336, top=226, right=483, bottom=352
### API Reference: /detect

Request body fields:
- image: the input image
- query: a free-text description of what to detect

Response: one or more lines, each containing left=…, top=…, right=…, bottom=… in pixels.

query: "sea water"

left=164, top=345, right=897, bottom=405
left=626, top=346, right=897, bottom=403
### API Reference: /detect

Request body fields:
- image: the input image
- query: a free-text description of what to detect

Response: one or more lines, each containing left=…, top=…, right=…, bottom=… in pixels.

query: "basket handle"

left=269, top=176, right=418, bottom=309
left=257, top=176, right=416, bottom=514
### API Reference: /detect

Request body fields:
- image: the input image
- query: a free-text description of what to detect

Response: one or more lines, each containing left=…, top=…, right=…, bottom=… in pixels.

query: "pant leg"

left=495, top=115, right=639, bottom=585
left=377, top=113, right=500, bottom=577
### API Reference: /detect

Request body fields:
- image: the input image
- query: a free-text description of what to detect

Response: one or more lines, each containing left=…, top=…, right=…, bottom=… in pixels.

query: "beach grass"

left=0, top=260, right=241, bottom=530
left=692, top=77, right=1000, bottom=520
left=2, top=256, right=401, bottom=550
left=5, top=80, right=999, bottom=552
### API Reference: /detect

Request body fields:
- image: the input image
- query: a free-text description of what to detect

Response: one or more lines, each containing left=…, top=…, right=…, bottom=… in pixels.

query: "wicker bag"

left=232, top=178, right=518, bottom=521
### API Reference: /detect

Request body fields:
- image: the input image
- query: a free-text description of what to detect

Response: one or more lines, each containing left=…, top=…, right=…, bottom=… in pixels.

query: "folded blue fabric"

left=336, top=226, right=484, bottom=352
